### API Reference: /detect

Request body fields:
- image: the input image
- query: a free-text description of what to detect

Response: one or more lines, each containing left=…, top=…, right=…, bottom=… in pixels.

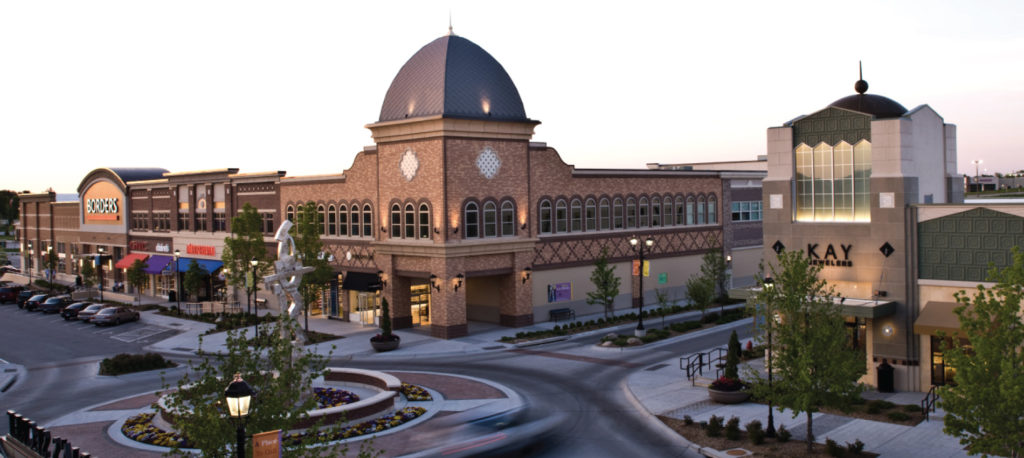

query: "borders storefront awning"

left=176, top=258, right=224, bottom=274
left=341, top=272, right=382, bottom=292
left=115, top=253, right=149, bottom=270
left=914, top=301, right=964, bottom=337
left=143, top=255, right=173, bottom=274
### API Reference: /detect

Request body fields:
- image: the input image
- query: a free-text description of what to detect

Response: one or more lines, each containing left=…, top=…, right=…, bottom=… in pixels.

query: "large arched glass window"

left=555, top=200, right=568, bottom=233
left=362, top=204, right=372, bottom=236
left=350, top=205, right=360, bottom=236
left=501, top=201, right=514, bottom=236
left=483, top=201, right=497, bottom=237
left=327, top=205, right=337, bottom=236
left=390, top=204, right=401, bottom=238
left=651, top=197, right=661, bottom=227
left=794, top=140, right=871, bottom=222
left=419, top=203, right=430, bottom=239
left=317, top=205, right=326, bottom=235
left=613, top=198, right=624, bottom=229
left=795, top=143, right=814, bottom=222
left=585, top=198, right=597, bottom=231
left=569, top=199, right=582, bottom=232
left=539, top=200, right=552, bottom=234
left=404, top=203, right=415, bottom=238
left=853, top=140, right=872, bottom=221
left=686, top=196, right=695, bottom=225
left=638, top=197, right=649, bottom=227
left=662, top=197, right=672, bottom=227
left=626, top=198, right=636, bottom=228
left=465, top=202, right=479, bottom=238
left=674, top=196, right=684, bottom=225
left=697, top=196, right=706, bottom=225
left=599, top=198, right=611, bottom=230
left=707, top=195, right=717, bottom=224
left=338, top=204, right=348, bottom=236
left=286, top=205, right=294, bottom=222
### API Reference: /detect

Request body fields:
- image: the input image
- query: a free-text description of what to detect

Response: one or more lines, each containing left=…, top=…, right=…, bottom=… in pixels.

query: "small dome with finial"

left=829, top=61, right=906, bottom=119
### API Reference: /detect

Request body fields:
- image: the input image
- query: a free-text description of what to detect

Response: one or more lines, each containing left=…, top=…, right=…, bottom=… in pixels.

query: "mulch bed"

left=659, top=416, right=879, bottom=458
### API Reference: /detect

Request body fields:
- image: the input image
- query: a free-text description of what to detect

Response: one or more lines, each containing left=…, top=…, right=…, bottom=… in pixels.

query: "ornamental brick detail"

left=399, top=150, right=419, bottom=181
left=532, top=228, right=721, bottom=268
left=476, top=147, right=501, bottom=179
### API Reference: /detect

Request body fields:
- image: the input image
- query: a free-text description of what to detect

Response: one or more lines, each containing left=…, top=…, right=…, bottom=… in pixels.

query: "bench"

left=549, top=308, right=575, bottom=322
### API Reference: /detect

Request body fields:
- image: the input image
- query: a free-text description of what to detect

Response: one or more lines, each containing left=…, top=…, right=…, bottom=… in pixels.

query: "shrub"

left=683, top=415, right=693, bottom=425
left=867, top=399, right=895, bottom=411
left=553, top=325, right=560, bottom=331
left=706, top=415, right=723, bottom=437
left=100, top=353, right=176, bottom=376
left=703, top=312, right=720, bottom=323
left=866, top=403, right=884, bottom=414
left=776, top=424, right=791, bottom=442
left=902, top=404, right=923, bottom=412
left=724, top=416, right=741, bottom=440
left=745, top=420, right=764, bottom=445
left=847, top=439, right=865, bottom=454
left=825, top=438, right=843, bottom=457
left=887, top=411, right=911, bottom=422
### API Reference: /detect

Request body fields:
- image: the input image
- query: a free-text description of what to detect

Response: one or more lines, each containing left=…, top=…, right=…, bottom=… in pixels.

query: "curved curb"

left=619, top=376, right=724, bottom=458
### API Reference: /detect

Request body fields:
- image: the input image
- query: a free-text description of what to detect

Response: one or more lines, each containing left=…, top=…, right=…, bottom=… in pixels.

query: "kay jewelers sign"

left=807, top=243, right=854, bottom=267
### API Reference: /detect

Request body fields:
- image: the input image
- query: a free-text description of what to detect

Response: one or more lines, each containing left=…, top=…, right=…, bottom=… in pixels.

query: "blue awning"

left=143, top=255, right=173, bottom=274
left=176, top=258, right=224, bottom=274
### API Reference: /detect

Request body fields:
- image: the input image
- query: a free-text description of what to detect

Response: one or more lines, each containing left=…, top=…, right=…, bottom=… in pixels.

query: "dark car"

left=38, top=296, right=74, bottom=314
left=61, top=302, right=92, bottom=321
left=76, top=304, right=108, bottom=323
left=0, top=285, right=24, bottom=303
left=16, top=290, right=35, bottom=308
left=23, top=294, right=49, bottom=311
left=91, top=306, right=140, bottom=326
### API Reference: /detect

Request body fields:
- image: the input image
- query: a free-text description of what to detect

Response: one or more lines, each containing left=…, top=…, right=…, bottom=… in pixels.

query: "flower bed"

left=121, top=412, right=192, bottom=448
left=399, top=382, right=432, bottom=401
left=314, top=387, right=359, bottom=408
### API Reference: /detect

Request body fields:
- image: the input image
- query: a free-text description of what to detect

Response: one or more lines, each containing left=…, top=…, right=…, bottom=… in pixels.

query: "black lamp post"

left=763, top=276, right=777, bottom=437
left=46, top=246, right=53, bottom=293
left=629, top=236, right=654, bottom=337
left=26, top=242, right=32, bottom=288
left=173, top=249, right=181, bottom=314
left=97, top=247, right=105, bottom=303
left=250, top=257, right=259, bottom=339
left=224, top=373, right=254, bottom=458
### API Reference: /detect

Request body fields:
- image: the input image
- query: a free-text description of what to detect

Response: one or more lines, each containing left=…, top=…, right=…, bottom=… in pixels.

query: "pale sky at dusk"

left=2, top=0, right=1022, bottom=194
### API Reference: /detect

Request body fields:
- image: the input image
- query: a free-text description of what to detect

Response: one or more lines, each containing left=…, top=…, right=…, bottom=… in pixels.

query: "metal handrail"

left=921, top=385, right=939, bottom=421
left=680, top=346, right=730, bottom=386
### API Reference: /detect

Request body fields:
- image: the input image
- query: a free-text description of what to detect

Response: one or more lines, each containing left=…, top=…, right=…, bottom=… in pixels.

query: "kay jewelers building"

left=761, top=77, right=972, bottom=392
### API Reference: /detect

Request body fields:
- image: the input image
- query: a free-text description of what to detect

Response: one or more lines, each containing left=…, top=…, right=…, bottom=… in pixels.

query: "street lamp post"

left=97, top=247, right=105, bottom=303
left=763, top=276, right=776, bottom=437
left=173, top=249, right=181, bottom=314
left=26, top=242, right=32, bottom=288
left=972, top=159, right=983, bottom=192
left=250, top=257, right=259, bottom=340
left=224, top=373, right=254, bottom=458
left=46, top=246, right=53, bottom=293
left=629, top=236, right=655, bottom=337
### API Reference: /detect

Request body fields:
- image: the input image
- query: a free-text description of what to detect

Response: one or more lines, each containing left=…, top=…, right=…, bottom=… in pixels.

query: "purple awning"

left=143, top=255, right=173, bottom=274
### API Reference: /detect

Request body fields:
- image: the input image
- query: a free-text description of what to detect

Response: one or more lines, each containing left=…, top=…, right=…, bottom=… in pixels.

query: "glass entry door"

left=410, top=283, right=431, bottom=326
left=356, top=292, right=380, bottom=326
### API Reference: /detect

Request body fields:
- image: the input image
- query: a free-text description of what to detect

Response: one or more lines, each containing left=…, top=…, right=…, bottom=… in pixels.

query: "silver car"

left=91, top=306, right=140, bottom=326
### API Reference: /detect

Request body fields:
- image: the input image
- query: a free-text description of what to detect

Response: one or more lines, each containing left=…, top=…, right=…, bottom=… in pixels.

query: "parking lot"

left=0, top=301, right=179, bottom=366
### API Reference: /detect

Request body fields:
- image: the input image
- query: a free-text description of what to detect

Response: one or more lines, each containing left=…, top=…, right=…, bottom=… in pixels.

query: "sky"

left=2, top=0, right=1023, bottom=195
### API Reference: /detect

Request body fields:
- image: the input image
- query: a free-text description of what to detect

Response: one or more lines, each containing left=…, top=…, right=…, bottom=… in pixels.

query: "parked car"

left=61, top=302, right=92, bottom=321
left=38, top=296, right=74, bottom=314
left=0, top=266, right=20, bottom=274
left=16, top=291, right=35, bottom=308
left=23, top=294, right=49, bottom=311
left=91, top=306, right=140, bottom=326
left=76, top=304, right=108, bottom=322
left=0, top=285, right=24, bottom=303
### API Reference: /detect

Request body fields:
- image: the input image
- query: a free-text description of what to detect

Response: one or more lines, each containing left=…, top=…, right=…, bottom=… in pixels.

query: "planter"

left=370, top=336, right=400, bottom=352
left=708, top=388, right=750, bottom=404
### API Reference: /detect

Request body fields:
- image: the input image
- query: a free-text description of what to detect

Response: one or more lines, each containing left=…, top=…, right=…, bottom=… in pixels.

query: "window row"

left=731, top=201, right=762, bottom=221
left=538, top=194, right=717, bottom=234
left=795, top=140, right=871, bottom=222
left=130, top=212, right=173, bottom=232
left=287, top=203, right=374, bottom=238
left=464, top=200, right=516, bottom=238
left=391, top=203, right=432, bottom=239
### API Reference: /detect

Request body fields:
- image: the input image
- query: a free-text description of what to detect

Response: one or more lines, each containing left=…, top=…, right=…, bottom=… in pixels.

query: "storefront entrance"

left=931, top=335, right=971, bottom=386
left=348, top=290, right=380, bottom=326
left=411, top=282, right=431, bottom=326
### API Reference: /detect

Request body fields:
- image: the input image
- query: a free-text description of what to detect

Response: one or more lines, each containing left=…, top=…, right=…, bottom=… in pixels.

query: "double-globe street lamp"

left=173, top=249, right=182, bottom=314
left=763, top=276, right=777, bottom=437
left=25, top=242, right=33, bottom=288
left=629, top=236, right=654, bottom=337
left=224, top=373, right=255, bottom=458
left=249, top=257, right=259, bottom=339
left=97, top=246, right=105, bottom=303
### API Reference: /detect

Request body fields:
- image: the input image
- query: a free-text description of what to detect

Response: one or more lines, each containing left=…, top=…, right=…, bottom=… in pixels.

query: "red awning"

left=115, top=253, right=150, bottom=270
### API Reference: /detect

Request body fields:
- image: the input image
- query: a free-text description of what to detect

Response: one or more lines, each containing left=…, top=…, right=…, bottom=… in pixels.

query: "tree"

left=0, top=190, right=18, bottom=235
left=746, top=249, right=866, bottom=452
left=725, top=329, right=741, bottom=380
left=183, top=260, right=208, bottom=302
left=685, top=272, right=714, bottom=320
left=80, top=259, right=97, bottom=292
left=699, top=236, right=730, bottom=309
left=162, top=314, right=374, bottom=457
left=586, top=248, right=621, bottom=319
left=222, top=203, right=270, bottom=315
left=44, top=248, right=58, bottom=284
left=126, top=259, right=149, bottom=306
left=292, top=202, right=334, bottom=331
left=938, top=247, right=1024, bottom=457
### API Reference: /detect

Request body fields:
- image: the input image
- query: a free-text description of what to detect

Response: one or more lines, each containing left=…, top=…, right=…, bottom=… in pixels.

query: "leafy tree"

left=44, top=248, right=58, bottom=283
left=725, top=329, right=741, bottom=380
left=126, top=259, right=149, bottom=305
left=80, top=258, right=97, bottom=291
left=222, top=203, right=270, bottom=315
left=586, top=248, right=621, bottom=319
left=162, top=314, right=375, bottom=457
left=183, top=260, right=209, bottom=302
left=745, top=249, right=866, bottom=452
left=938, top=247, right=1024, bottom=457
left=685, top=272, right=714, bottom=320
left=380, top=297, right=393, bottom=338
left=699, top=235, right=730, bottom=309
left=291, top=202, right=334, bottom=331
left=0, top=190, right=18, bottom=235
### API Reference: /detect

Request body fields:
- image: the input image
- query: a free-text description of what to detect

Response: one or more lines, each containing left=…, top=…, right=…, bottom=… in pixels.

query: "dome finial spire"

left=855, top=60, right=869, bottom=94
left=447, top=11, right=453, bottom=36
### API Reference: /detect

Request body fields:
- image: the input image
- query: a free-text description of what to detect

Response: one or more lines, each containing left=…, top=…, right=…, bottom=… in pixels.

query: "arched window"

left=350, top=205, right=360, bottom=236
left=626, top=198, right=636, bottom=228
left=555, top=200, right=568, bottom=233
left=613, top=198, right=624, bottom=229
left=419, top=203, right=430, bottom=239
left=708, top=195, right=717, bottom=224
left=317, top=205, right=326, bottom=235
left=662, top=197, right=672, bottom=227
left=338, top=205, right=348, bottom=236
left=465, top=202, right=479, bottom=238
left=639, top=197, right=649, bottom=227
left=327, top=205, right=336, bottom=235
left=686, top=196, right=695, bottom=225
left=697, top=196, right=706, bottom=225
left=585, top=198, right=597, bottom=231
left=483, top=201, right=497, bottom=237
left=362, top=204, right=372, bottom=236
left=599, top=198, right=611, bottom=230
left=539, top=200, right=552, bottom=234
left=501, top=201, right=514, bottom=236
left=390, top=204, right=401, bottom=238
left=674, top=196, right=684, bottom=225
left=286, top=205, right=294, bottom=222
left=404, top=203, right=415, bottom=238
left=651, top=196, right=661, bottom=227
left=570, top=199, right=582, bottom=232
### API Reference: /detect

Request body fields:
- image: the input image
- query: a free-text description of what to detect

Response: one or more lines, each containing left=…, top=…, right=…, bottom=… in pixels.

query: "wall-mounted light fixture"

left=882, top=324, right=894, bottom=337
left=429, top=274, right=441, bottom=292
left=433, top=227, right=440, bottom=234
left=726, top=254, right=732, bottom=263
left=381, top=226, right=387, bottom=233
left=522, top=267, right=532, bottom=284
left=453, top=227, right=459, bottom=234
left=520, top=223, right=527, bottom=230
left=453, top=274, right=464, bottom=292
left=875, top=290, right=888, bottom=298
left=377, top=270, right=388, bottom=287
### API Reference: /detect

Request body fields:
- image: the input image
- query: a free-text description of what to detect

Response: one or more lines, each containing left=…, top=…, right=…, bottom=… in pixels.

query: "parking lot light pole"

left=97, top=247, right=104, bottom=303
left=174, top=249, right=181, bottom=314
left=629, top=236, right=654, bottom=337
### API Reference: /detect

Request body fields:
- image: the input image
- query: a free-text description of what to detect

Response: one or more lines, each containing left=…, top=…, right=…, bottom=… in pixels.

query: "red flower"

left=710, top=376, right=745, bottom=392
